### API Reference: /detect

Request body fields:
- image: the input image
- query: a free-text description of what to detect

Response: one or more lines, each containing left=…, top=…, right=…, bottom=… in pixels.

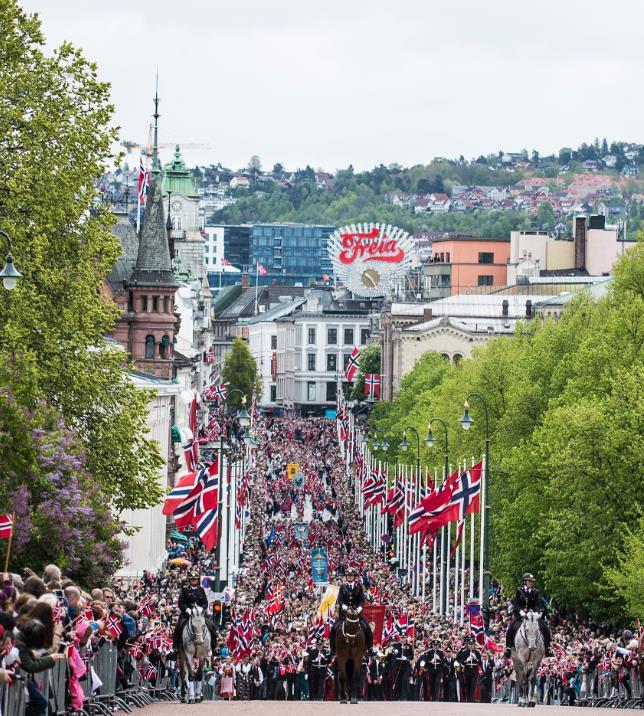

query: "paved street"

left=145, top=703, right=642, bottom=716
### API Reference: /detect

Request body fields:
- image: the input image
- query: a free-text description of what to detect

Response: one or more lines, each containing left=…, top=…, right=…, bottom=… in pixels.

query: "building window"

left=141, top=296, right=148, bottom=312
left=343, top=328, right=354, bottom=345
left=308, top=327, right=316, bottom=345
left=308, top=353, right=316, bottom=371
left=326, top=354, right=337, bottom=372
left=152, top=296, right=159, bottom=312
left=478, top=252, right=494, bottom=264
left=477, top=275, right=494, bottom=286
left=326, top=382, right=337, bottom=402
left=327, top=328, right=337, bottom=345
left=159, top=335, right=170, bottom=359
left=343, top=353, right=351, bottom=370
left=270, top=385, right=277, bottom=402
left=163, top=296, right=169, bottom=313
left=360, top=328, right=370, bottom=345
left=307, top=382, right=316, bottom=402
left=145, top=335, right=155, bottom=359
left=271, top=335, right=277, bottom=350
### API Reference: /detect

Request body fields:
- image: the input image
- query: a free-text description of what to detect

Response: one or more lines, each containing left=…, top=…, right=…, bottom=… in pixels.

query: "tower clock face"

left=172, top=200, right=182, bottom=212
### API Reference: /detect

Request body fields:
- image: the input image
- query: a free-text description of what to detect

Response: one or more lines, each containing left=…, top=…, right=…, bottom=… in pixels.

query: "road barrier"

left=0, top=642, right=179, bottom=715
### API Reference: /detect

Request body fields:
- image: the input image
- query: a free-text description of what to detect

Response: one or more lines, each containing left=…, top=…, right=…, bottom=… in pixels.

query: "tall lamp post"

left=425, top=417, right=450, bottom=613
left=459, top=393, right=491, bottom=611
left=213, top=389, right=250, bottom=591
left=400, top=426, right=421, bottom=480
left=0, top=230, right=23, bottom=291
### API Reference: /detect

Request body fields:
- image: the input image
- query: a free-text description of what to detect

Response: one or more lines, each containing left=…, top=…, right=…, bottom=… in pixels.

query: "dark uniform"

left=441, top=651, right=458, bottom=702
left=416, top=642, right=444, bottom=701
left=455, top=638, right=482, bottom=703
left=330, top=575, right=372, bottom=652
left=307, top=643, right=328, bottom=700
left=505, top=574, right=551, bottom=655
left=173, top=578, right=217, bottom=651
left=366, top=655, right=385, bottom=701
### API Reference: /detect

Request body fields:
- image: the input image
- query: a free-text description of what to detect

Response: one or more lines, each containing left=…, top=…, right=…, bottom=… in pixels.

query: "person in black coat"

left=416, top=639, right=444, bottom=701
left=441, top=646, right=458, bottom=702
left=330, top=568, right=372, bottom=652
left=173, top=571, right=217, bottom=650
left=479, top=650, right=495, bottom=703
left=455, top=636, right=482, bottom=703
left=505, top=573, right=551, bottom=656
left=307, top=641, right=328, bottom=700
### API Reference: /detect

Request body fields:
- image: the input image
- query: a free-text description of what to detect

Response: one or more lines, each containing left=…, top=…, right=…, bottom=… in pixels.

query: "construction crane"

left=121, top=139, right=211, bottom=156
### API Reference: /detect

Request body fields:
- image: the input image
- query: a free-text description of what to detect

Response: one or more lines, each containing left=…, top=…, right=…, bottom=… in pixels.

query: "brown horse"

left=335, top=608, right=367, bottom=704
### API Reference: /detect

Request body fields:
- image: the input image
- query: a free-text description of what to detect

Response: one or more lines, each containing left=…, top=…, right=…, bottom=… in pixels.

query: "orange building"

left=423, top=236, right=510, bottom=297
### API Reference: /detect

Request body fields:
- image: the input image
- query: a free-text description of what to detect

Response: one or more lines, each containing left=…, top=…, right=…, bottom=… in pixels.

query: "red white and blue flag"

left=364, top=373, right=380, bottom=399
left=137, top=156, right=149, bottom=205
left=256, top=262, right=268, bottom=276
left=344, top=347, right=361, bottom=383
left=0, top=514, right=13, bottom=539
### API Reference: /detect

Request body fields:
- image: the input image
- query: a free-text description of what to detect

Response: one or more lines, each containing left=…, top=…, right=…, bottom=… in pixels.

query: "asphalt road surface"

left=145, top=702, right=642, bottom=715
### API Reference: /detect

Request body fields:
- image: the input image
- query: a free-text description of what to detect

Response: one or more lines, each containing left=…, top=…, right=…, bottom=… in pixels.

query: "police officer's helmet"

left=188, top=570, right=199, bottom=581
left=522, top=572, right=535, bottom=581
left=431, top=639, right=441, bottom=647
left=464, top=635, right=474, bottom=644
left=345, top=567, right=357, bottom=577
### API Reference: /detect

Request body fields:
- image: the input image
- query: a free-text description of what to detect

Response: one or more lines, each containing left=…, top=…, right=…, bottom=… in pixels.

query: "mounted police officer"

left=173, top=570, right=217, bottom=650
left=505, top=572, right=551, bottom=657
left=330, top=567, right=373, bottom=654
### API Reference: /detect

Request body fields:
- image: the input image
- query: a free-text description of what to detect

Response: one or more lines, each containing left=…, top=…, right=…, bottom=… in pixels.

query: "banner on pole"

left=363, top=604, right=386, bottom=645
left=311, top=547, right=329, bottom=585
left=287, top=463, right=300, bottom=479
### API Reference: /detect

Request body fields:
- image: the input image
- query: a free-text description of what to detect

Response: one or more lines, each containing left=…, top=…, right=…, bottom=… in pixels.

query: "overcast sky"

left=21, top=0, right=644, bottom=172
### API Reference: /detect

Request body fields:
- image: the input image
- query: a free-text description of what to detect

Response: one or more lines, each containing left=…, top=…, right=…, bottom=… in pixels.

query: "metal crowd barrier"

left=0, top=671, right=27, bottom=716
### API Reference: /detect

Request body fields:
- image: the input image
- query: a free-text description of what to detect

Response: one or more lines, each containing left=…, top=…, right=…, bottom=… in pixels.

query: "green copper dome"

left=163, top=145, right=198, bottom=197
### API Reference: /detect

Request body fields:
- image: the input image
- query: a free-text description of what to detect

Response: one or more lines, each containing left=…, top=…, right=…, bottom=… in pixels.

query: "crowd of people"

left=0, top=415, right=641, bottom=712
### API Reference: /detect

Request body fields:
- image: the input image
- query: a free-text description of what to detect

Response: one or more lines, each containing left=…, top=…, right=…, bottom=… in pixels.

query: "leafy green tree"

left=0, top=0, right=163, bottom=512
left=247, top=155, right=262, bottom=173
left=603, top=515, right=644, bottom=619
left=535, top=201, right=556, bottom=229
left=222, top=337, right=258, bottom=405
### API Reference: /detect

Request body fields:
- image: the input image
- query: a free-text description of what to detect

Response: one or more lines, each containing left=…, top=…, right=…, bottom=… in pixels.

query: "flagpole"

left=479, top=453, right=486, bottom=606
left=438, top=465, right=445, bottom=616
left=432, top=467, right=438, bottom=611
left=3, top=513, right=15, bottom=573
left=136, top=190, right=141, bottom=234
left=460, top=513, right=466, bottom=624
left=453, top=461, right=460, bottom=620
left=470, top=455, right=476, bottom=600
left=254, top=262, right=259, bottom=316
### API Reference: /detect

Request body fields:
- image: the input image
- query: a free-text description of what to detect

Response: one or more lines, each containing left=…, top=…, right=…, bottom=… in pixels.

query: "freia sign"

left=329, top=223, right=416, bottom=297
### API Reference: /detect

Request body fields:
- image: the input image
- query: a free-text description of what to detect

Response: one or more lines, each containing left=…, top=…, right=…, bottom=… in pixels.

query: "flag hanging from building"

left=204, top=382, right=228, bottom=402
left=222, top=257, right=232, bottom=267
left=137, top=156, right=149, bottom=205
left=0, top=514, right=13, bottom=539
left=364, top=373, right=381, bottom=399
left=344, top=346, right=361, bottom=382
left=256, top=262, right=268, bottom=276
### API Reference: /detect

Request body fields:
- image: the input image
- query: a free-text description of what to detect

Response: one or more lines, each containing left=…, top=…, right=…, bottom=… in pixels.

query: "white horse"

left=511, top=610, right=545, bottom=708
left=178, top=606, right=212, bottom=704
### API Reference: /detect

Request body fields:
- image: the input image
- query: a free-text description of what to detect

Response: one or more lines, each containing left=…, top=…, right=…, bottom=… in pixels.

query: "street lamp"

left=400, top=426, right=421, bottom=479
left=459, top=392, right=491, bottom=611
left=237, top=396, right=251, bottom=428
left=0, top=230, right=23, bottom=291
left=425, top=418, right=450, bottom=476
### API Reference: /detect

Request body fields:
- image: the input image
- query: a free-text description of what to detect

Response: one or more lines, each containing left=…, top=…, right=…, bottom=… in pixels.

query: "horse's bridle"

left=342, top=614, right=360, bottom=644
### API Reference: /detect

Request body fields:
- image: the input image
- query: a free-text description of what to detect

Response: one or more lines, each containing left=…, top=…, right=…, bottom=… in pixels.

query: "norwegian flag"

left=194, top=461, right=220, bottom=516
left=256, top=262, right=268, bottom=276
left=306, top=617, right=325, bottom=646
left=344, top=347, right=361, bottom=382
left=234, top=496, right=242, bottom=529
left=364, top=373, right=381, bottom=399
left=0, top=514, right=13, bottom=539
left=139, top=595, right=156, bottom=618
left=105, top=614, right=123, bottom=639
left=408, top=467, right=461, bottom=536
left=364, top=467, right=385, bottom=508
left=222, top=257, right=232, bottom=267
left=84, top=603, right=95, bottom=621
left=382, top=614, right=396, bottom=645
left=211, top=383, right=228, bottom=401
left=450, top=519, right=464, bottom=558
left=383, top=476, right=405, bottom=523
left=196, top=508, right=218, bottom=551
left=395, top=613, right=414, bottom=639
left=137, top=156, right=149, bottom=205
left=443, top=463, right=483, bottom=527
left=129, top=642, right=144, bottom=660
left=163, top=470, right=200, bottom=515
left=465, top=601, right=485, bottom=647
left=138, top=663, right=157, bottom=682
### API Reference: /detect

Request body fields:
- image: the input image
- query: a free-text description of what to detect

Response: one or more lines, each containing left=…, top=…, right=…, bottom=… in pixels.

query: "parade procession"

left=1, top=0, right=644, bottom=714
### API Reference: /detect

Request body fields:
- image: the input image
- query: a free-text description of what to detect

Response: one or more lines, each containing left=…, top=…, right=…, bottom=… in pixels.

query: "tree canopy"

left=0, top=0, right=164, bottom=563
left=368, top=244, right=644, bottom=620
left=222, top=337, right=259, bottom=406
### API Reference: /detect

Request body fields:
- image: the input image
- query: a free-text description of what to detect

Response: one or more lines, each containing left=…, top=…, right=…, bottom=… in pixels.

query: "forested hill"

left=207, top=140, right=644, bottom=238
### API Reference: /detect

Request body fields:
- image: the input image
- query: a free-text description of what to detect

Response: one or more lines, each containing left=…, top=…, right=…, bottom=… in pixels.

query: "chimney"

left=241, top=272, right=250, bottom=290
left=502, top=299, right=509, bottom=317
left=574, top=215, right=587, bottom=271
left=525, top=299, right=533, bottom=319
left=423, top=307, right=433, bottom=322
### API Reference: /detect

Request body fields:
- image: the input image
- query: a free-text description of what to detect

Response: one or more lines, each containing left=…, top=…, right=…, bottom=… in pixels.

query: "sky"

left=21, top=0, right=644, bottom=172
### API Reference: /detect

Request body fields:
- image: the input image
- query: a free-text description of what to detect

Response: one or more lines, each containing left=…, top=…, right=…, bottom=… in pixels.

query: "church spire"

left=151, top=72, right=162, bottom=178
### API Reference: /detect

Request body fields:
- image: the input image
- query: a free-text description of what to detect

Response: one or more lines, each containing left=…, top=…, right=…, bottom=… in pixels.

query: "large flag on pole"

left=0, top=514, right=13, bottom=539
left=344, top=347, right=361, bottom=382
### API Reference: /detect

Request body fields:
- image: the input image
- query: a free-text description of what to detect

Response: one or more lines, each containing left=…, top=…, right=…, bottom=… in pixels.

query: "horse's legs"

left=350, top=658, right=360, bottom=704
left=194, top=660, right=203, bottom=703
left=338, top=659, right=347, bottom=703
